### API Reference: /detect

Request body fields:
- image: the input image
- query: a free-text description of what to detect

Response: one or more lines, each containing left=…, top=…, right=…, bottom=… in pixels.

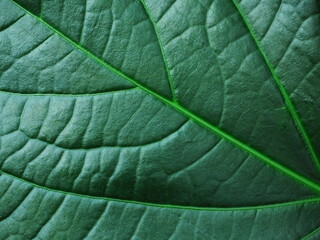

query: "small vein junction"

left=6, top=0, right=320, bottom=195
left=231, top=0, right=320, bottom=178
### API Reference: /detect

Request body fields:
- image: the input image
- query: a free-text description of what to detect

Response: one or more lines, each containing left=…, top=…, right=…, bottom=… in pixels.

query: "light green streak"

left=231, top=0, right=320, bottom=174
left=139, top=0, right=177, bottom=102
left=301, top=226, right=320, bottom=240
left=0, top=87, right=138, bottom=97
left=1, top=170, right=320, bottom=212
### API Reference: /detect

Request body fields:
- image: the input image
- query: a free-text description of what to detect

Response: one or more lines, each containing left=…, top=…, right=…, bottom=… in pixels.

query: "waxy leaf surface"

left=0, top=0, right=320, bottom=239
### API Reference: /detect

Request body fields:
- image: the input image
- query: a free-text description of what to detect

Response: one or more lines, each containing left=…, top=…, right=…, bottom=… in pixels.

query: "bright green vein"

left=231, top=0, right=320, bottom=174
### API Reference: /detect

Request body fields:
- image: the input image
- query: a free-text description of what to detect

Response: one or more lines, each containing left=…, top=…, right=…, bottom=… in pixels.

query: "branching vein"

left=231, top=0, right=320, bottom=173
left=8, top=0, right=320, bottom=194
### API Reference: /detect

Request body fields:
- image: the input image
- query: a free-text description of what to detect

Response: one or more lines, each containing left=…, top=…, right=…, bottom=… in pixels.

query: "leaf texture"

left=0, top=0, right=320, bottom=239
left=1, top=174, right=320, bottom=240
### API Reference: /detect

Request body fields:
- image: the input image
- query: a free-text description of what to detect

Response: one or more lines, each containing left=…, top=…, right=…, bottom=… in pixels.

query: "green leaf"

left=0, top=0, right=319, bottom=239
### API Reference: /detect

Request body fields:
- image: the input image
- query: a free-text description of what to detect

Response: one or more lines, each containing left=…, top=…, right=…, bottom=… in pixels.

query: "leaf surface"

left=0, top=0, right=320, bottom=239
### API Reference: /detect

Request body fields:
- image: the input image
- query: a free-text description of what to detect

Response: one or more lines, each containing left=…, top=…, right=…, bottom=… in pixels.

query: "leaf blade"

left=7, top=0, right=320, bottom=194
left=1, top=0, right=320, bottom=238
left=231, top=0, right=320, bottom=174
left=1, top=172, right=320, bottom=240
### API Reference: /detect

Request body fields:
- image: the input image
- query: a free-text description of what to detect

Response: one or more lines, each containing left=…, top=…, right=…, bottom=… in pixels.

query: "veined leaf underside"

left=4, top=0, right=320, bottom=194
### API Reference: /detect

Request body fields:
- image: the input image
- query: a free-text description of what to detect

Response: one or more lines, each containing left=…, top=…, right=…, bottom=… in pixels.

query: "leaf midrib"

left=1, top=169, right=320, bottom=211
left=8, top=0, right=320, bottom=194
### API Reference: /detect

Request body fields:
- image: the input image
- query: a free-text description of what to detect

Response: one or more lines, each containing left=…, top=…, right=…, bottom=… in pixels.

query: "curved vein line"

left=1, top=170, right=320, bottom=212
left=302, top=225, right=320, bottom=240
left=9, top=0, right=320, bottom=193
left=139, top=0, right=177, bottom=102
left=18, top=120, right=188, bottom=149
left=231, top=0, right=320, bottom=173
left=168, top=139, right=222, bottom=178
left=0, top=13, right=24, bottom=31
left=28, top=196, right=66, bottom=239
left=0, top=87, right=138, bottom=97
left=0, top=187, right=33, bottom=222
